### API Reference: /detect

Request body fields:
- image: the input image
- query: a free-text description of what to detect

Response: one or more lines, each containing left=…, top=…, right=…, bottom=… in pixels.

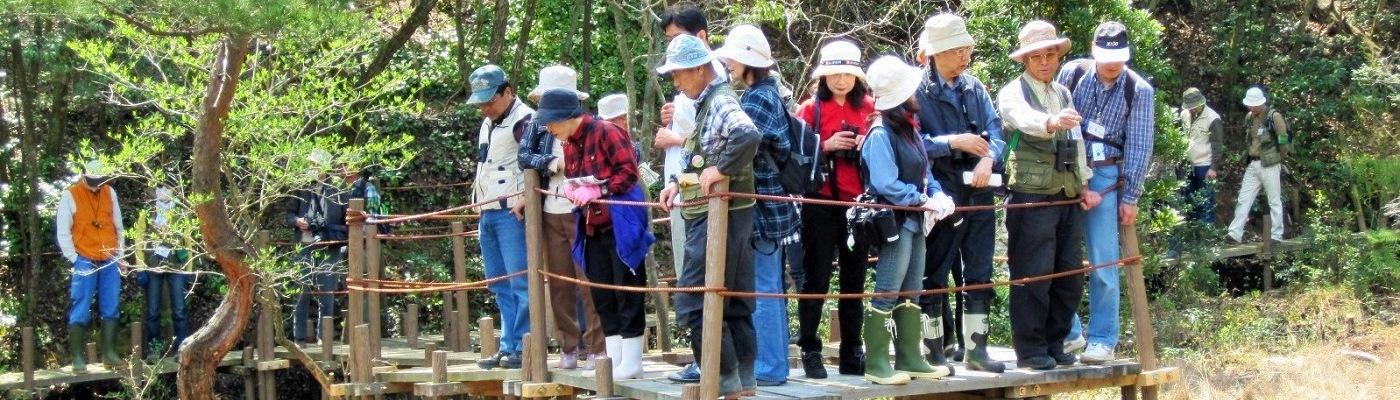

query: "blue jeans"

left=480, top=209, right=529, bottom=354
left=752, top=239, right=788, bottom=383
left=293, top=245, right=344, bottom=340
left=140, top=265, right=190, bottom=354
left=69, top=256, right=121, bottom=325
left=872, top=228, right=926, bottom=311
left=1068, top=165, right=1121, bottom=348
left=1183, top=165, right=1215, bottom=223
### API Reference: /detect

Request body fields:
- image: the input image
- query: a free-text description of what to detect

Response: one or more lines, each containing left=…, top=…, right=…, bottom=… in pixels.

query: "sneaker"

left=668, top=363, right=701, bottom=383
left=801, top=351, right=827, bottom=379
left=1049, top=351, right=1077, bottom=366
left=478, top=351, right=508, bottom=370
left=499, top=352, right=523, bottom=369
left=559, top=351, right=578, bottom=369
left=1063, top=335, right=1087, bottom=354
left=756, top=378, right=785, bottom=386
left=1080, top=343, right=1115, bottom=365
left=1018, top=355, right=1055, bottom=371
left=582, top=352, right=604, bottom=371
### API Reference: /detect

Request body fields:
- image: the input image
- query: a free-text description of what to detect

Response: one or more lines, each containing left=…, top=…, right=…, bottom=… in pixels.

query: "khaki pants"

left=543, top=212, right=606, bottom=354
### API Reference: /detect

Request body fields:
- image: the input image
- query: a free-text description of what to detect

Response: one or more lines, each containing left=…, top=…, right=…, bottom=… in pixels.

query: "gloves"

left=564, top=182, right=603, bottom=205
left=921, top=192, right=956, bottom=220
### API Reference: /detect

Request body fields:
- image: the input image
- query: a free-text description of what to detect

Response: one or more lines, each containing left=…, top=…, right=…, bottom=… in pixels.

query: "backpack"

left=769, top=110, right=826, bottom=195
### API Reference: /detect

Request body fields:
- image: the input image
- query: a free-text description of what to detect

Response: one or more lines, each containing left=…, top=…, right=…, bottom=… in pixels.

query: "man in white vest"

left=467, top=64, right=532, bottom=370
left=1179, top=87, right=1222, bottom=225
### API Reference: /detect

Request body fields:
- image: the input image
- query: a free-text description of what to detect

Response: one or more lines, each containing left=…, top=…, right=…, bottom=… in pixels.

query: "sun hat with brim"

left=919, top=13, right=976, bottom=57
left=1242, top=87, right=1267, bottom=107
left=866, top=56, right=923, bottom=111
left=83, top=159, right=109, bottom=178
left=467, top=64, right=508, bottom=104
left=1009, top=20, right=1070, bottom=63
left=1182, top=87, right=1207, bottom=110
left=597, top=93, right=629, bottom=120
left=714, top=24, right=775, bottom=68
left=528, top=65, right=589, bottom=101
left=656, top=34, right=715, bottom=75
left=810, top=40, right=865, bottom=80
left=535, top=88, right=585, bottom=126
left=1091, top=21, right=1132, bottom=64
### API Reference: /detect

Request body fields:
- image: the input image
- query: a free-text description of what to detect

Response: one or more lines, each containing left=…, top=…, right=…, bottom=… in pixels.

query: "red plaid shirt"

left=563, top=115, right=639, bottom=234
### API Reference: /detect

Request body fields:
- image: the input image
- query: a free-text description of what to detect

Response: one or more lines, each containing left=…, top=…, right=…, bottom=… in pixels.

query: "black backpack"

left=767, top=105, right=826, bottom=195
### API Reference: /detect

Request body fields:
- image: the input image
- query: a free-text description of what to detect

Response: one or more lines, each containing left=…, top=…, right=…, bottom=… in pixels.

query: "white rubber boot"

left=614, top=336, right=645, bottom=380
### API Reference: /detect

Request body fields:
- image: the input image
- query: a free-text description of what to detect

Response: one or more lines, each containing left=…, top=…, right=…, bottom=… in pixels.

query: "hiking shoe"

left=1018, top=356, right=1055, bottom=371
left=498, top=352, right=523, bottom=369
left=1080, top=343, right=1114, bottom=365
left=1049, top=351, right=1077, bottom=366
left=1063, top=335, right=1087, bottom=354
left=668, top=363, right=701, bottom=383
left=801, top=351, right=828, bottom=379
left=478, top=351, right=508, bottom=370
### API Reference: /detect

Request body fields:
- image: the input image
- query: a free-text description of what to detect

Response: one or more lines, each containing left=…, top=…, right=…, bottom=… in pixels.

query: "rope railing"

left=344, top=270, right=527, bottom=294
left=363, top=191, right=522, bottom=225
left=537, top=270, right=725, bottom=293
left=373, top=229, right=479, bottom=241
left=381, top=181, right=474, bottom=191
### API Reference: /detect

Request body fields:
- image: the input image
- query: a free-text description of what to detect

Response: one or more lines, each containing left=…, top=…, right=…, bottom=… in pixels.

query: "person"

left=289, top=150, right=343, bottom=346
left=1227, top=86, right=1291, bottom=244
left=793, top=38, right=875, bottom=379
left=138, top=186, right=192, bottom=359
left=910, top=13, right=1005, bottom=374
left=858, top=55, right=956, bottom=385
left=998, top=20, right=1095, bottom=370
left=715, top=24, right=798, bottom=387
left=517, top=65, right=608, bottom=370
left=537, top=87, right=655, bottom=380
left=467, top=64, right=532, bottom=370
left=654, top=3, right=714, bottom=304
left=655, top=34, right=762, bottom=397
left=598, top=93, right=630, bottom=130
left=57, top=160, right=126, bottom=372
left=1179, top=87, right=1223, bottom=224
left=1057, top=21, right=1156, bottom=365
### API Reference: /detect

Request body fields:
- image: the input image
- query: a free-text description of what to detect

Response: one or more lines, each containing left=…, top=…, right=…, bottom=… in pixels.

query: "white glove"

left=921, top=192, right=956, bottom=221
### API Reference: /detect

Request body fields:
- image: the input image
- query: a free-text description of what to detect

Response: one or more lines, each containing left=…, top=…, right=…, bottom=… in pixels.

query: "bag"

left=763, top=96, right=827, bottom=195
left=846, top=193, right=899, bottom=250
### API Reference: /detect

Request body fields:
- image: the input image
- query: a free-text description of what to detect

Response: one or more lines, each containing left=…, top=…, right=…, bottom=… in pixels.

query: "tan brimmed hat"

left=1009, top=20, right=1071, bottom=63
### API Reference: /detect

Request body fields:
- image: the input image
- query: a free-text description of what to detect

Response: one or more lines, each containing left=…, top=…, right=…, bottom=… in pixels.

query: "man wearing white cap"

left=655, top=33, right=762, bottom=397
left=517, top=65, right=608, bottom=370
left=1227, top=86, right=1291, bottom=243
left=57, top=159, right=126, bottom=372
left=1056, top=21, right=1156, bottom=365
left=911, top=13, right=1006, bottom=374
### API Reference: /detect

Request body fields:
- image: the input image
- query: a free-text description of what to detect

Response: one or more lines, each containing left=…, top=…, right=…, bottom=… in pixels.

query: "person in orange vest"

left=56, top=160, right=127, bottom=373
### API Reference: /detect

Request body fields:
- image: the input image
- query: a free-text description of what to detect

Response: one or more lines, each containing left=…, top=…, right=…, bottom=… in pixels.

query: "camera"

left=1054, top=139, right=1078, bottom=172
left=953, top=129, right=990, bottom=162
left=831, top=122, right=861, bottom=161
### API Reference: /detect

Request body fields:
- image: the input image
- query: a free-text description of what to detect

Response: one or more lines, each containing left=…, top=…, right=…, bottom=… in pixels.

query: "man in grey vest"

left=1227, top=86, right=1291, bottom=243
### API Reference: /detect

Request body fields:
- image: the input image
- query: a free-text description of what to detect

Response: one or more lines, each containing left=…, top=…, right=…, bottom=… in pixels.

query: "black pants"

left=922, top=190, right=995, bottom=348
left=584, top=229, right=647, bottom=339
left=675, top=208, right=756, bottom=374
left=796, top=204, right=869, bottom=356
left=1005, top=191, right=1085, bottom=360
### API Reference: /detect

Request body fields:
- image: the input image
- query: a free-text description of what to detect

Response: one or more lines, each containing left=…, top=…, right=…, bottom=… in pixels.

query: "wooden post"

left=698, top=181, right=731, bottom=400
left=242, top=346, right=256, bottom=400
left=424, top=342, right=437, bottom=365
left=1261, top=214, right=1274, bottom=291
left=347, top=199, right=366, bottom=348
left=131, top=322, right=144, bottom=380
left=523, top=172, right=548, bottom=381
left=431, top=350, right=448, bottom=383
left=351, top=324, right=372, bottom=400
left=656, top=281, right=673, bottom=352
left=406, top=303, right=420, bottom=349
left=1120, top=224, right=1160, bottom=400
left=681, top=383, right=701, bottom=400
left=320, top=316, right=334, bottom=363
left=443, top=295, right=456, bottom=351
left=479, top=316, right=497, bottom=359
left=86, top=342, right=96, bottom=367
left=1121, top=385, right=1140, bottom=400
left=367, top=220, right=383, bottom=360
left=595, top=356, right=614, bottom=398
left=258, top=308, right=276, bottom=400
left=450, top=310, right=463, bottom=352
left=22, top=327, right=34, bottom=392
left=451, top=221, right=472, bottom=353
left=522, top=332, right=536, bottom=381
left=827, top=308, right=841, bottom=343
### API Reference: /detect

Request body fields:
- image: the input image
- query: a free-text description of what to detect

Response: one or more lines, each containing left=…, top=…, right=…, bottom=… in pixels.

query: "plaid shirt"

left=741, top=77, right=799, bottom=243
left=563, top=115, right=639, bottom=232
left=1057, top=66, right=1156, bottom=204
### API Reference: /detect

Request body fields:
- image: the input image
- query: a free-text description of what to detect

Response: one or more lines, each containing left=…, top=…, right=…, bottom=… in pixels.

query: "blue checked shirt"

left=741, top=77, right=799, bottom=244
left=1057, top=66, right=1155, bottom=204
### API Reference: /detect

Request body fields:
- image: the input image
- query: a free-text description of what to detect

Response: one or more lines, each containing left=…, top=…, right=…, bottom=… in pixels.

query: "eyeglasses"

left=943, top=46, right=974, bottom=57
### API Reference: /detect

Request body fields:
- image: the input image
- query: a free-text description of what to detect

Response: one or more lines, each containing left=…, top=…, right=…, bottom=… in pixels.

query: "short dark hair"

left=816, top=76, right=869, bottom=105
left=741, top=66, right=771, bottom=86
left=659, top=4, right=706, bottom=35
left=495, top=82, right=514, bottom=97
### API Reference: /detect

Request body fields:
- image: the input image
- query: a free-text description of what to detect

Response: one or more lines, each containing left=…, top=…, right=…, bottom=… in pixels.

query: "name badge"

left=1091, top=142, right=1107, bottom=162
left=1069, top=126, right=1084, bottom=142
left=1086, top=121, right=1107, bottom=140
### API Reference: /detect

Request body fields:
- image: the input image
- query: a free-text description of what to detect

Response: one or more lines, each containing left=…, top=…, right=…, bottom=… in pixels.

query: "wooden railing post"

left=479, top=316, right=497, bottom=358
left=406, top=303, right=420, bottom=349
left=656, top=281, right=673, bottom=353
left=347, top=199, right=366, bottom=348
left=351, top=324, right=372, bottom=400
left=1121, top=223, right=1159, bottom=400
left=523, top=172, right=548, bottom=381
left=367, top=220, right=383, bottom=360
left=131, top=322, right=143, bottom=382
left=451, top=221, right=471, bottom=352
left=1261, top=215, right=1274, bottom=291
left=698, top=181, right=730, bottom=400
left=22, top=326, right=34, bottom=392
left=320, top=316, right=334, bottom=363
left=257, top=307, right=276, bottom=400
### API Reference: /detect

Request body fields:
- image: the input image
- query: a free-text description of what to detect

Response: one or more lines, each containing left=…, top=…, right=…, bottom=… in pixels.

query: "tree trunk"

left=559, top=0, right=585, bottom=65
left=451, top=0, right=472, bottom=93
left=509, top=0, right=540, bottom=84
left=10, top=40, right=41, bottom=328
left=579, top=0, right=594, bottom=92
left=606, top=0, right=636, bottom=133
left=486, top=0, right=510, bottom=64
left=359, top=0, right=439, bottom=86
left=639, top=0, right=664, bottom=149
left=177, top=34, right=256, bottom=400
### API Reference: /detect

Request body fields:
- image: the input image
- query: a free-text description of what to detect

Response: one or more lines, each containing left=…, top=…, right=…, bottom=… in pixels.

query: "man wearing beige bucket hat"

left=998, top=20, right=1096, bottom=371
left=911, top=13, right=1006, bottom=375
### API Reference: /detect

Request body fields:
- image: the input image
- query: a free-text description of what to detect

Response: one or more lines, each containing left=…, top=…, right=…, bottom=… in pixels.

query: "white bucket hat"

left=919, top=13, right=975, bottom=57
left=529, top=65, right=589, bottom=101
left=809, top=40, right=865, bottom=80
left=1009, top=20, right=1071, bottom=63
left=865, top=56, right=923, bottom=111
left=597, top=93, right=629, bottom=120
left=714, top=24, right=774, bottom=68
left=1242, top=87, right=1267, bottom=107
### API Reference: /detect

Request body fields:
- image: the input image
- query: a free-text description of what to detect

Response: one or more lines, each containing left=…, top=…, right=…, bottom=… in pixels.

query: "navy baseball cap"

left=1091, top=21, right=1131, bottom=63
left=467, top=64, right=508, bottom=105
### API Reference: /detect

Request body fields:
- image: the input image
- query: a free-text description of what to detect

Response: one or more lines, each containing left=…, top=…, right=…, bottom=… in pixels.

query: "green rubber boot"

left=69, top=324, right=88, bottom=374
left=862, top=305, right=910, bottom=385
left=101, top=319, right=122, bottom=367
left=892, top=302, right=951, bottom=380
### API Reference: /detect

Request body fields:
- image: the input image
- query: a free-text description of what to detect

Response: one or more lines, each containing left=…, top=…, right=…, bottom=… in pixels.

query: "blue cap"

left=655, top=34, right=714, bottom=75
left=534, top=88, right=584, bottom=126
left=467, top=64, right=508, bottom=105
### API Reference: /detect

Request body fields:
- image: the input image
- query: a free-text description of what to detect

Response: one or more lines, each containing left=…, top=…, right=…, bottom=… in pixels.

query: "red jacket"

left=796, top=95, right=876, bottom=202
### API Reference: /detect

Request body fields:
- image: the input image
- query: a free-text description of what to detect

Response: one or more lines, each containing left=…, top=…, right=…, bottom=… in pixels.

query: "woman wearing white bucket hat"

left=716, top=23, right=797, bottom=389
left=856, top=55, right=955, bottom=385
left=792, top=38, right=876, bottom=379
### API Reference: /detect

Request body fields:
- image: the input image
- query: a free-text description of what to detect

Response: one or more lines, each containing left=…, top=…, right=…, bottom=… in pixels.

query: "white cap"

left=528, top=65, right=589, bottom=101
left=865, top=56, right=923, bottom=111
left=714, top=25, right=774, bottom=68
left=83, top=160, right=109, bottom=178
left=919, top=13, right=975, bottom=56
left=809, top=40, right=865, bottom=80
left=1242, top=87, right=1267, bottom=107
left=597, top=93, right=629, bottom=120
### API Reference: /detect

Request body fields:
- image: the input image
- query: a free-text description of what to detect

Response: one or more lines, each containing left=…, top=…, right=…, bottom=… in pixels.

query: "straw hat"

left=1008, top=20, right=1071, bottom=63
left=809, top=40, right=865, bottom=80
left=865, top=56, right=923, bottom=111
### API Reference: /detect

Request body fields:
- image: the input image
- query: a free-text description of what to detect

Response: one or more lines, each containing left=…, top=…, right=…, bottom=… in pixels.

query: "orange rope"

left=345, top=270, right=527, bottom=294
left=537, top=270, right=724, bottom=293
left=382, top=181, right=473, bottom=191
left=374, top=230, right=479, bottom=241
left=365, top=191, right=522, bottom=225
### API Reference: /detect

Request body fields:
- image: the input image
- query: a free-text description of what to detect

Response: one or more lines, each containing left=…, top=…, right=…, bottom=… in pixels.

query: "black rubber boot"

left=962, top=299, right=1005, bottom=373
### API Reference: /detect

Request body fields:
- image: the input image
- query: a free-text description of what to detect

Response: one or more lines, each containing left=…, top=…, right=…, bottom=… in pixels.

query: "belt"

left=1089, top=157, right=1122, bottom=168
